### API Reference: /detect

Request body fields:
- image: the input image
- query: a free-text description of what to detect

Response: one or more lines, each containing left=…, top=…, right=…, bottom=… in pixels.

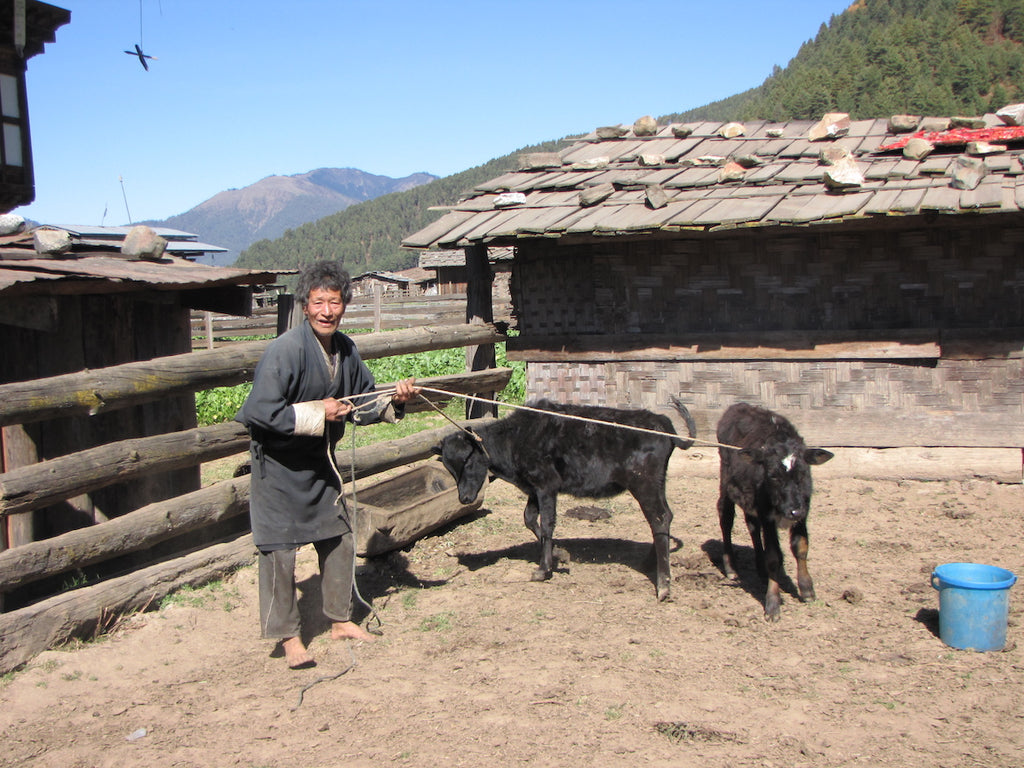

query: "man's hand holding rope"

left=325, top=378, right=419, bottom=422
left=390, top=377, right=420, bottom=405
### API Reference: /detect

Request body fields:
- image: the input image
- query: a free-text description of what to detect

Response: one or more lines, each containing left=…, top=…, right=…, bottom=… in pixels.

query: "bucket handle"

left=931, top=573, right=941, bottom=591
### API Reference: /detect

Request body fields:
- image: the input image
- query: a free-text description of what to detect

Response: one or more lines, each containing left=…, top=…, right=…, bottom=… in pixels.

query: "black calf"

left=716, top=402, right=833, bottom=621
left=436, top=398, right=695, bottom=601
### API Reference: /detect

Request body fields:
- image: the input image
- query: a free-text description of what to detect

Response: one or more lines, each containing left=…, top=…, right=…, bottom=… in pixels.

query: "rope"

left=290, top=641, right=358, bottom=711
left=322, top=397, right=384, bottom=640
left=338, top=386, right=741, bottom=451
left=344, top=412, right=383, bottom=635
left=412, top=391, right=491, bottom=457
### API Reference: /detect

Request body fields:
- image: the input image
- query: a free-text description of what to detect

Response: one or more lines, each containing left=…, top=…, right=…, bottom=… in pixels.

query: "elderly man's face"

left=303, top=287, right=346, bottom=341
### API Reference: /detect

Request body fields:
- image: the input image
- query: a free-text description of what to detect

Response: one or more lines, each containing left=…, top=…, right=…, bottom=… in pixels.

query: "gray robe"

left=235, top=320, right=400, bottom=549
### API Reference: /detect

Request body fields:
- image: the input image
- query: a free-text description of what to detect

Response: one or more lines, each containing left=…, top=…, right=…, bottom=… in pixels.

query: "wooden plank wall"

left=509, top=218, right=1024, bottom=458
left=0, top=295, right=201, bottom=547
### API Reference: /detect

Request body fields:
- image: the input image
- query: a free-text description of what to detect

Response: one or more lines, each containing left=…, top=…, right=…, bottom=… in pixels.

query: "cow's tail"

left=668, top=395, right=697, bottom=451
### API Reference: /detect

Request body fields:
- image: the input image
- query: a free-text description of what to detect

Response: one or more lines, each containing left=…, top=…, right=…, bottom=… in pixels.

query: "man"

left=236, top=261, right=417, bottom=668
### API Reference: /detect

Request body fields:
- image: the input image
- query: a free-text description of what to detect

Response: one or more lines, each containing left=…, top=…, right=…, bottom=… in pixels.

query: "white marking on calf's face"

left=782, top=453, right=796, bottom=472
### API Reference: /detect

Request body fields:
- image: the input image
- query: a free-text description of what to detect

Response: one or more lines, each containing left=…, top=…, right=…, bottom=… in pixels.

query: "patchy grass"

left=418, top=612, right=455, bottom=632
left=159, top=580, right=242, bottom=612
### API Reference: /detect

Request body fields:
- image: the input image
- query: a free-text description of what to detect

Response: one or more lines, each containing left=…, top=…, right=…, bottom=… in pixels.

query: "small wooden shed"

left=0, top=226, right=277, bottom=546
left=418, top=247, right=514, bottom=296
left=352, top=267, right=435, bottom=297
left=404, top=112, right=1024, bottom=478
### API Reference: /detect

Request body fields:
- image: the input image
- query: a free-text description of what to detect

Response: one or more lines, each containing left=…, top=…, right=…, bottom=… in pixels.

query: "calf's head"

left=436, top=430, right=489, bottom=505
left=740, top=443, right=834, bottom=525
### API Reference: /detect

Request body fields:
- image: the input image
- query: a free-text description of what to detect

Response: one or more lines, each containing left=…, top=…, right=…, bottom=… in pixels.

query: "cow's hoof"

left=530, top=568, right=552, bottom=582
left=764, top=603, right=782, bottom=622
left=656, top=587, right=672, bottom=602
left=798, top=580, right=817, bottom=602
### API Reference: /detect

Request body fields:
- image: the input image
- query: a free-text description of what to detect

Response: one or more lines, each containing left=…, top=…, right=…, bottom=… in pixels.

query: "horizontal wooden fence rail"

left=0, top=422, right=481, bottom=593
left=0, top=533, right=257, bottom=675
left=0, top=478, right=249, bottom=593
left=190, top=306, right=279, bottom=339
left=0, top=423, right=247, bottom=518
left=0, top=368, right=512, bottom=518
left=0, top=323, right=506, bottom=428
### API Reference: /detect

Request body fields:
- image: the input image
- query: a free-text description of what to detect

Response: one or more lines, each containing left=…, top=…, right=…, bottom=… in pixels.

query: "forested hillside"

left=236, top=0, right=1024, bottom=275
left=665, top=0, right=1024, bottom=122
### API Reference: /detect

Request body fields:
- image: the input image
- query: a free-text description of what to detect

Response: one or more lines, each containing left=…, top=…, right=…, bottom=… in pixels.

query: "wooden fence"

left=0, top=320, right=509, bottom=673
left=190, top=293, right=513, bottom=349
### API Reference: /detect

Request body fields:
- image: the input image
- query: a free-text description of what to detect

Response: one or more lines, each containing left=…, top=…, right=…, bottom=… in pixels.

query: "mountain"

left=234, top=138, right=569, bottom=276
left=238, top=0, right=1024, bottom=277
left=142, top=168, right=437, bottom=266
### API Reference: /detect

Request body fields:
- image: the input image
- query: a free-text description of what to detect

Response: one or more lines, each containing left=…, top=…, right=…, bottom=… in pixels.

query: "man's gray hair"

left=296, top=261, right=353, bottom=306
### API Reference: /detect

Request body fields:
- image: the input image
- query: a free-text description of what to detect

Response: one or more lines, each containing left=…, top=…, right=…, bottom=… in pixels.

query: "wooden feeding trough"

left=347, top=462, right=486, bottom=557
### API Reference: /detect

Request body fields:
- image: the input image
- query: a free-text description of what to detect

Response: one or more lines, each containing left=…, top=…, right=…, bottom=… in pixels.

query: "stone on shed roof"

left=404, top=109, right=1024, bottom=251
left=0, top=223, right=276, bottom=299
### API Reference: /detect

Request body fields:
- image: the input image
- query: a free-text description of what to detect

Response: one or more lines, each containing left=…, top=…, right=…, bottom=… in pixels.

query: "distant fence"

left=190, top=293, right=513, bottom=349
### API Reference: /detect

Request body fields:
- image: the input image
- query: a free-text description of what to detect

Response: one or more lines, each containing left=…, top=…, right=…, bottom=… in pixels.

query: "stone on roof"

left=996, top=103, right=1024, bottom=126
left=0, top=223, right=276, bottom=298
left=403, top=108, right=1024, bottom=251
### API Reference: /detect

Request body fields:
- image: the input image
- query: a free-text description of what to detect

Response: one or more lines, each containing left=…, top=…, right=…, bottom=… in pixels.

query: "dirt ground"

left=1, top=454, right=1022, bottom=768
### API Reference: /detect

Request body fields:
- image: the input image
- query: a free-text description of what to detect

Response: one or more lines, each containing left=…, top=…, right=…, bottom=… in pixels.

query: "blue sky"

left=16, top=0, right=853, bottom=227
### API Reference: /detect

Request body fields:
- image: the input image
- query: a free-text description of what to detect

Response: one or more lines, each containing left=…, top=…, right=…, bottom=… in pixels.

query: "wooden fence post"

left=464, top=244, right=497, bottom=419
left=276, top=294, right=294, bottom=336
left=373, top=283, right=383, bottom=332
left=204, top=311, right=214, bottom=350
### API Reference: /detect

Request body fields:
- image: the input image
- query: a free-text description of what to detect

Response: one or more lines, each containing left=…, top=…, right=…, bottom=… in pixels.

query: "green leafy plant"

left=196, top=383, right=251, bottom=426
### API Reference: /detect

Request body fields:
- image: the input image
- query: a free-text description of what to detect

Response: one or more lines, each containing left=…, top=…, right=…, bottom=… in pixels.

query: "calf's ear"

left=430, top=444, right=443, bottom=456
left=805, top=448, right=834, bottom=465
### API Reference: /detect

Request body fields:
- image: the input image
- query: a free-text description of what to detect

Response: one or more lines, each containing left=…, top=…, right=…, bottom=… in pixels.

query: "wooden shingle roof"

left=417, top=247, right=515, bottom=269
left=0, top=225, right=277, bottom=299
left=403, top=112, right=1024, bottom=250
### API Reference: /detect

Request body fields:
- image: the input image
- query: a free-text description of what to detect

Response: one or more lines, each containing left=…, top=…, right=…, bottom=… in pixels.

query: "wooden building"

left=404, top=112, right=1024, bottom=476
left=418, top=247, right=514, bottom=295
left=0, top=226, right=277, bottom=546
left=351, top=267, right=435, bottom=297
left=0, top=0, right=69, bottom=210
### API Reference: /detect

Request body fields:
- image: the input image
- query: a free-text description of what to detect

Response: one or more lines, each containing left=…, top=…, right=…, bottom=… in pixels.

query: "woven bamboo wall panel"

left=513, top=221, right=1024, bottom=336
left=527, top=358, right=1024, bottom=415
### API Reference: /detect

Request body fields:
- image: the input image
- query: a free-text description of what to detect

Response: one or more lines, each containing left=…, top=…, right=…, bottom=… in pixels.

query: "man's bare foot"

left=282, top=636, right=316, bottom=669
left=331, top=621, right=375, bottom=642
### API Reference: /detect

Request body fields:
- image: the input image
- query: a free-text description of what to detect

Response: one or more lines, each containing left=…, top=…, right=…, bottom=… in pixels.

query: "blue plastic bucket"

left=931, top=563, right=1017, bottom=651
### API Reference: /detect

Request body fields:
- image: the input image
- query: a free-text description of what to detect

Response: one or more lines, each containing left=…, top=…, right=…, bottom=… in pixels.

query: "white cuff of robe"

left=292, top=401, right=326, bottom=436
